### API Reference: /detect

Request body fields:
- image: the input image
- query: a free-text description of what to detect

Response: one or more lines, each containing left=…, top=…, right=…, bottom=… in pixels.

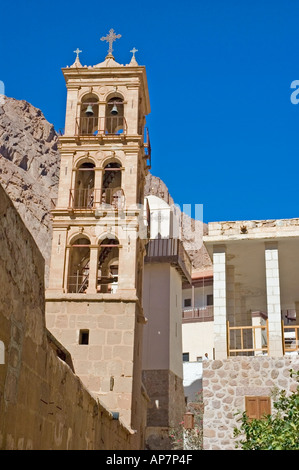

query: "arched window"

left=97, top=237, right=119, bottom=293
left=79, top=94, right=99, bottom=135
left=101, top=161, right=124, bottom=209
left=67, top=237, right=91, bottom=293
left=105, top=97, right=125, bottom=134
left=72, top=162, right=95, bottom=209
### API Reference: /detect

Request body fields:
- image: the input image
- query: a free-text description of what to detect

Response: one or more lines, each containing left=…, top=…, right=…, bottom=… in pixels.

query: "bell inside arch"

left=85, top=105, right=94, bottom=117
left=110, top=103, right=118, bottom=115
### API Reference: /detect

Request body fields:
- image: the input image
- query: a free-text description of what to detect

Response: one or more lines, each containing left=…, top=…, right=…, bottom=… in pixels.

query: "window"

left=79, top=330, right=89, bottom=345
left=184, top=298, right=191, bottom=308
left=97, top=237, right=119, bottom=294
left=67, top=237, right=90, bottom=293
left=207, top=294, right=213, bottom=306
left=79, top=94, right=99, bottom=135
left=182, top=352, right=189, bottom=362
left=245, top=396, right=271, bottom=420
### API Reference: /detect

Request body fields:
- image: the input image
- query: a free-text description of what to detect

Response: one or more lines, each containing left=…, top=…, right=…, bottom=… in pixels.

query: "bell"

left=85, top=105, right=94, bottom=117
left=110, top=103, right=118, bottom=115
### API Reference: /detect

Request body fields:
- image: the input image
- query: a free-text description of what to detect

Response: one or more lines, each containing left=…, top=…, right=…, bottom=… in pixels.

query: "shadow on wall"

left=184, top=378, right=202, bottom=403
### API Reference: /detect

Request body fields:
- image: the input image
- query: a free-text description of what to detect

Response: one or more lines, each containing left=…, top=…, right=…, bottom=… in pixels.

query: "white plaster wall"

left=182, top=322, right=214, bottom=362
left=183, top=361, right=203, bottom=403
left=145, top=195, right=171, bottom=239
left=169, top=266, right=184, bottom=379
left=142, top=263, right=170, bottom=370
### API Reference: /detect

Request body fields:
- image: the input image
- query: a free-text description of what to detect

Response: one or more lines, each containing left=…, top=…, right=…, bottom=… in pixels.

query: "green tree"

left=234, top=370, right=299, bottom=450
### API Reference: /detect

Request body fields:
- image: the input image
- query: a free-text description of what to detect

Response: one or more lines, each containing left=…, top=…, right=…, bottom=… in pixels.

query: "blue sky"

left=1, top=0, right=299, bottom=223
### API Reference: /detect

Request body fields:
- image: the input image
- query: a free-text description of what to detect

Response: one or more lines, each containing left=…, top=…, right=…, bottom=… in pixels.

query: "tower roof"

left=94, top=53, right=123, bottom=68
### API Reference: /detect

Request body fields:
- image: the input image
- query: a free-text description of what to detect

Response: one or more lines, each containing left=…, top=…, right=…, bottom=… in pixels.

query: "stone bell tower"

left=45, top=30, right=151, bottom=434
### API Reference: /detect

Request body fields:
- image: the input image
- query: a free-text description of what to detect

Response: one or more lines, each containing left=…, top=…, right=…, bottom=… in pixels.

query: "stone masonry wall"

left=0, top=184, right=138, bottom=450
left=203, top=356, right=299, bottom=450
left=142, top=370, right=186, bottom=450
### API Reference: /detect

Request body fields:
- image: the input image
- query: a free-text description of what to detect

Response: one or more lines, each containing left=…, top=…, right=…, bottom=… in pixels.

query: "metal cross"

left=101, top=29, right=121, bottom=55
left=130, top=47, right=138, bottom=58
left=74, top=48, right=82, bottom=59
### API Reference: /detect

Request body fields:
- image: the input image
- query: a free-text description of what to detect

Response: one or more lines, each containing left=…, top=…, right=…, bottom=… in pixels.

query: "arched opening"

left=67, top=236, right=91, bottom=293
left=79, top=94, right=99, bottom=135
left=97, top=237, right=119, bottom=293
left=72, top=162, right=95, bottom=209
left=105, top=97, right=125, bottom=134
left=101, top=161, right=124, bottom=209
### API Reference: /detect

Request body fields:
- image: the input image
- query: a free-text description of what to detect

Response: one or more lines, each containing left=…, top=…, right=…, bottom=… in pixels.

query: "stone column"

left=98, top=102, right=106, bottom=134
left=64, top=88, right=78, bottom=136
left=57, top=155, right=73, bottom=209
left=86, top=246, right=98, bottom=294
left=265, top=242, right=283, bottom=357
left=213, top=245, right=227, bottom=359
left=63, top=246, right=70, bottom=293
left=226, top=266, right=235, bottom=324
left=48, top=228, right=68, bottom=292
left=94, top=168, right=102, bottom=208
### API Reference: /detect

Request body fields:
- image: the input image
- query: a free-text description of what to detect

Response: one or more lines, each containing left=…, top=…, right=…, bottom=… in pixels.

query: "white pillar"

left=265, top=242, right=283, bottom=357
left=213, top=245, right=227, bottom=359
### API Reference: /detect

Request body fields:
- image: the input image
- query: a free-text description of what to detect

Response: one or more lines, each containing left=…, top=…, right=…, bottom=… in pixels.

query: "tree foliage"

left=169, top=391, right=203, bottom=450
left=234, top=369, right=299, bottom=450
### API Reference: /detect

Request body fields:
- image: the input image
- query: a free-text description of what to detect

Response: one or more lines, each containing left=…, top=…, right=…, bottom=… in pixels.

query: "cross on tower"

left=74, top=48, right=82, bottom=59
left=101, top=29, right=121, bottom=56
left=130, top=47, right=138, bottom=59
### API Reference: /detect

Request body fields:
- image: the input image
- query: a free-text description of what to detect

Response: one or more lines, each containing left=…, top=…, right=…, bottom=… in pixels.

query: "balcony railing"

left=76, top=116, right=127, bottom=136
left=68, top=271, right=89, bottom=293
left=227, top=320, right=269, bottom=356
left=182, top=306, right=214, bottom=323
left=282, top=324, right=299, bottom=354
left=145, top=238, right=192, bottom=283
left=68, top=188, right=125, bottom=210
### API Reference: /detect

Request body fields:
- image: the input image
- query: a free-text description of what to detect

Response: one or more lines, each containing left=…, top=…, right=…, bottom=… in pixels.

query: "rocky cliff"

left=0, top=97, right=60, bottom=281
left=0, top=97, right=211, bottom=282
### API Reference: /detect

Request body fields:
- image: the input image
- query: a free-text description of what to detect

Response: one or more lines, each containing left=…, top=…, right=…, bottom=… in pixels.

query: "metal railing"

left=76, top=116, right=127, bottom=136
left=227, top=320, right=269, bottom=356
left=68, top=188, right=125, bottom=210
left=182, top=306, right=214, bottom=322
left=67, top=271, right=89, bottom=293
left=69, top=188, right=97, bottom=209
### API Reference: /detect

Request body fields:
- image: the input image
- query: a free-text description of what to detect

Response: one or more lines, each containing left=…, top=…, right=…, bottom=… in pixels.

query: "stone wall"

left=142, top=370, right=186, bottom=450
left=0, top=184, right=139, bottom=450
left=203, top=356, right=299, bottom=450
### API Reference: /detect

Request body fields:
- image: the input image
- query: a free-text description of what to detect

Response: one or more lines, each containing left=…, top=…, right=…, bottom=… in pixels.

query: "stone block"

left=97, top=315, right=114, bottom=329
left=113, top=345, right=133, bottom=361
left=107, top=330, right=122, bottom=345
left=88, top=346, right=103, bottom=361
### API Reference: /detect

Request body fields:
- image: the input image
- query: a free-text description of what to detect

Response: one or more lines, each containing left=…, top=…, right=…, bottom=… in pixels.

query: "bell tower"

left=45, top=31, right=151, bottom=435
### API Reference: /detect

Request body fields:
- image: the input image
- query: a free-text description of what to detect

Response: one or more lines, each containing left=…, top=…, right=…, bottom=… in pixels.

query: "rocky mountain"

left=0, top=97, right=211, bottom=283
left=0, top=97, right=60, bottom=281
